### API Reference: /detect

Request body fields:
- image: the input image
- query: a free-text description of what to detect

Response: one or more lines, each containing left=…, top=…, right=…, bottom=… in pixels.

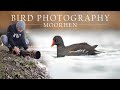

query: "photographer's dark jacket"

left=7, top=24, right=28, bottom=50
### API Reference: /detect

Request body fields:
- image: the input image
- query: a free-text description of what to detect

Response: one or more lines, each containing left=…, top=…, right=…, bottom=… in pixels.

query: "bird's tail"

left=92, top=45, right=98, bottom=49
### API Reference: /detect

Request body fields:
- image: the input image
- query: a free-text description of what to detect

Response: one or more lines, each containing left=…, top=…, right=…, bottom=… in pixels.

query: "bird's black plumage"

left=51, top=36, right=98, bottom=57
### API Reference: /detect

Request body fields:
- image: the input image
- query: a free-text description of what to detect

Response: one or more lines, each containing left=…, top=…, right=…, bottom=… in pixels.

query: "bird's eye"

left=55, top=39, right=57, bottom=42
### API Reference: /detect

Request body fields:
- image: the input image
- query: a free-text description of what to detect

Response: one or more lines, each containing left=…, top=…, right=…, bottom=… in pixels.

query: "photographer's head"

left=16, top=21, right=26, bottom=32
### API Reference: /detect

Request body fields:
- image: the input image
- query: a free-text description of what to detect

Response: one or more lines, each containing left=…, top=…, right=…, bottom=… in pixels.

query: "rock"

left=0, top=48, right=50, bottom=79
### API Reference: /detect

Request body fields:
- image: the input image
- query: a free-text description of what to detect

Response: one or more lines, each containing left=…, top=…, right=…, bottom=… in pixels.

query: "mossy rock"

left=0, top=48, right=50, bottom=79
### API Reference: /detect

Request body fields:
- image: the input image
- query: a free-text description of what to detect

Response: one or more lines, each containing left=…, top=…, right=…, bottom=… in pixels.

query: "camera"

left=13, top=50, right=41, bottom=59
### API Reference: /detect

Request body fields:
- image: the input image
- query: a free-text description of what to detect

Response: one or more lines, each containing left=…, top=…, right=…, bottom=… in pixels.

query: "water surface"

left=30, top=30, right=120, bottom=79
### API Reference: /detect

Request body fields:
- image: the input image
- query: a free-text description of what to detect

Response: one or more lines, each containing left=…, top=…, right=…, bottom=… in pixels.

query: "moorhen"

left=51, top=36, right=99, bottom=57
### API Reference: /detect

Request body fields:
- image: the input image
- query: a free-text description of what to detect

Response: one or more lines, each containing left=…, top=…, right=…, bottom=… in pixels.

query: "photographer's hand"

left=13, top=46, right=20, bottom=55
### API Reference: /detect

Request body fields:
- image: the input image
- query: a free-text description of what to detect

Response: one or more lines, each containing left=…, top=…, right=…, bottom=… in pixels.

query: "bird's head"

left=51, top=36, right=64, bottom=47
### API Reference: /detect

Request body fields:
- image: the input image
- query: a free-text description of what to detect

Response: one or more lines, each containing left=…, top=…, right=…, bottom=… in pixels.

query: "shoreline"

left=0, top=45, right=50, bottom=79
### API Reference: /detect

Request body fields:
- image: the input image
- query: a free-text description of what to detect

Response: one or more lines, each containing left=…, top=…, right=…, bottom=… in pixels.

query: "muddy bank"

left=0, top=46, right=50, bottom=79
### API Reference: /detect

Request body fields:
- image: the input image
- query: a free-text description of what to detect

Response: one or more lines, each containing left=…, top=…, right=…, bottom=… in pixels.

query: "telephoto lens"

left=13, top=50, right=41, bottom=59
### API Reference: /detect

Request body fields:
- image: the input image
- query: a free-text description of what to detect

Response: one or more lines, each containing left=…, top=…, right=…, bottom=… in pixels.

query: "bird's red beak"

left=51, top=40, right=55, bottom=47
